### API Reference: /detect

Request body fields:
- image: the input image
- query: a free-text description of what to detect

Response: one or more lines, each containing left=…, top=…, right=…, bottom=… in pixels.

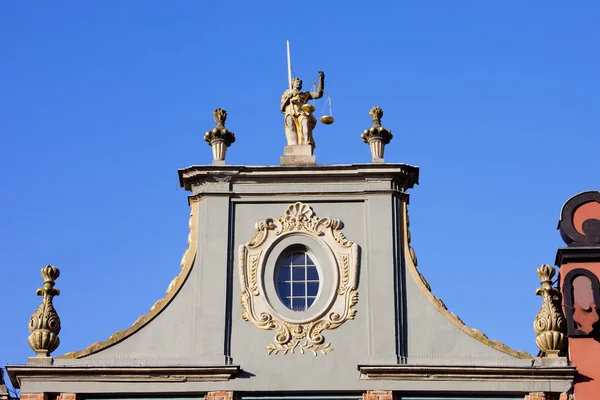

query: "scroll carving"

left=558, top=190, right=600, bottom=246
left=239, top=202, right=359, bottom=355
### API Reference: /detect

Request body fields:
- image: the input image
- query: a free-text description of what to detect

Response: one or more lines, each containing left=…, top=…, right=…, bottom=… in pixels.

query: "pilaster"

left=365, top=186, right=406, bottom=364
left=194, top=192, right=234, bottom=364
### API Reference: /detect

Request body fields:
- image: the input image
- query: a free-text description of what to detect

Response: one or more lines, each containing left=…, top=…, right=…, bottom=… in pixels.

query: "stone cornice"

left=358, top=365, right=575, bottom=382
left=178, top=163, right=420, bottom=192
left=6, top=365, right=239, bottom=389
left=555, top=247, right=600, bottom=266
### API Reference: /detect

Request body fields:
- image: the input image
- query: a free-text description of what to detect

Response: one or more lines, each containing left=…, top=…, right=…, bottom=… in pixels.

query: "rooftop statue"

left=280, top=71, right=325, bottom=150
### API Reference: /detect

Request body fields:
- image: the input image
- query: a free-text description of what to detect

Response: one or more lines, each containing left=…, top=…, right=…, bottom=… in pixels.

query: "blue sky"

left=1, top=2, right=599, bottom=374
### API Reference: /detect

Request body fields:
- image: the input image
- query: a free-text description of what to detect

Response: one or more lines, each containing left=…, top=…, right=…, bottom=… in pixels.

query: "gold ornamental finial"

left=204, top=108, right=236, bottom=165
left=361, top=106, right=394, bottom=163
left=533, top=264, right=567, bottom=358
left=213, top=108, right=228, bottom=128
left=369, top=106, right=384, bottom=125
left=28, top=265, right=61, bottom=358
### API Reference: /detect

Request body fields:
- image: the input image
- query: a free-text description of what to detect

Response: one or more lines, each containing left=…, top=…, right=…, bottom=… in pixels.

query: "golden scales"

left=301, top=93, right=334, bottom=125
left=288, top=40, right=334, bottom=125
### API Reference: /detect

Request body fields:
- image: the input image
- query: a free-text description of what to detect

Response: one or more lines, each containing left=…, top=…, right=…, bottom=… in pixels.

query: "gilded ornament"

left=204, top=108, right=236, bottom=163
left=361, top=106, right=394, bottom=162
left=239, top=202, right=360, bottom=356
left=320, top=115, right=334, bottom=125
left=266, top=340, right=332, bottom=356
left=534, top=264, right=567, bottom=357
left=28, top=265, right=61, bottom=357
left=281, top=72, right=325, bottom=150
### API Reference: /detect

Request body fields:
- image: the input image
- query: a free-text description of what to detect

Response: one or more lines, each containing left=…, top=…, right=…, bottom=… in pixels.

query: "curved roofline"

left=57, top=197, right=201, bottom=359
left=401, top=201, right=532, bottom=360
left=58, top=196, right=530, bottom=360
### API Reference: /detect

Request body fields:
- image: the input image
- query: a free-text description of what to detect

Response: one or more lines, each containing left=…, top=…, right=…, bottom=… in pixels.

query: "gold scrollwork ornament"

left=239, top=202, right=360, bottom=356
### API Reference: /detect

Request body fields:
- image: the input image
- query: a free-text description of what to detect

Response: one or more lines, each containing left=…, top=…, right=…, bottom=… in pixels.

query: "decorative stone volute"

left=558, top=190, right=600, bottom=247
left=361, top=106, right=393, bottom=163
left=28, top=265, right=61, bottom=358
left=534, top=264, right=567, bottom=358
left=204, top=108, right=236, bottom=165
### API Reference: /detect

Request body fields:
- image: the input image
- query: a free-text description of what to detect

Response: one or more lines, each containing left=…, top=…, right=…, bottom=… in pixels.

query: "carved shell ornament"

left=239, top=202, right=360, bottom=356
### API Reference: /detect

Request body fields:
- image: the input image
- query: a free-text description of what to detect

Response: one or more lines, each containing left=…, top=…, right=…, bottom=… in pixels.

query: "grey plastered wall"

left=47, top=164, right=548, bottom=394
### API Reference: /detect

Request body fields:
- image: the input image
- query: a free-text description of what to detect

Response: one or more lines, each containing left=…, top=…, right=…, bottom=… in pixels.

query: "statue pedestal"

left=280, top=145, right=316, bottom=166
left=28, top=356, right=53, bottom=366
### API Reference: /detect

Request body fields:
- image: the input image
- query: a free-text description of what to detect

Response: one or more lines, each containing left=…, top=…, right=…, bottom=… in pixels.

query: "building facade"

left=7, top=104, right=593, bottom=400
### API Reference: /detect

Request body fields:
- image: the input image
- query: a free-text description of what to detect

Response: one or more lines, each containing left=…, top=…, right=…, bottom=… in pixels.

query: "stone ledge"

left=358, top=365, right=576, bottom=382
left=555, top=247, right=600, bottom=265
left=178, top=163, right=420, bottom=191
left=5, top=365, right=240, bottom=389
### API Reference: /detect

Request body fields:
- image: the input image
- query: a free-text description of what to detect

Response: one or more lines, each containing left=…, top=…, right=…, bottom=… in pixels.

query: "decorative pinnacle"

left=204, top=108, right=235, bottom=164
left=41, top=264, right=60, bottom=284
left=369, top=106, right=384, bottom=127
left=362, top=106, right=394, bottom=163
left=537, top=264, right=556, bottom=289
left=533, top=264, right=567, bottom=358
left=362, top=106, right=393, bottom=144
left=28, top=265, right=62, bottom=358
left=204, top=108, right=236, bottom=147
left=213, top=108, right=227, bottom=128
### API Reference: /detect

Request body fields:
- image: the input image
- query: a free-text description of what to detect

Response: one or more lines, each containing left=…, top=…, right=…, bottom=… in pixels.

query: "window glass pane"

left=291, top=252, right=305, bottom=265
left=292, top=283, right=305, bottom=296
left=307, top=266, right=319, bottom=281
left=307, top=282, right=319, bottom=297
left=275, top=249, right=320, bottom=312
left=292, top=298, right=306, bottom=311
left=277, top=282, right=290, bottom=297
left=277, top=267, right=291, bottom=282
left=292, top=267, right=305, bottom=280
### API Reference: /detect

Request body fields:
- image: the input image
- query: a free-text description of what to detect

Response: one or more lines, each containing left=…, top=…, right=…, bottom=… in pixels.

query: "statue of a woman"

left=280, top=71, right=325, bottom=149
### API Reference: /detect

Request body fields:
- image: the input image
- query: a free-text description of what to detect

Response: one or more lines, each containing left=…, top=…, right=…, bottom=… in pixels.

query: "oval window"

left=275, top=249, right=320, bottom=311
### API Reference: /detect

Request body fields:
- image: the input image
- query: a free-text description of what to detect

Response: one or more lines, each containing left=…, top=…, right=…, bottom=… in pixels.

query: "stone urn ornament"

left=28, top=265, right=61, bottom=360
left=361, top=106, right=393, bottom=163
left=534, top=264, right=567, bottom=357
left=204, top=108, right=236, bottom=164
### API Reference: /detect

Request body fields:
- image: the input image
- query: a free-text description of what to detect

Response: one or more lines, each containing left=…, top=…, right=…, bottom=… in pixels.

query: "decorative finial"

left=28, top=265, right=61, bottom=358
left=361, top=106, right=393, bottom=163
left=204, top=108, right=236, bottom=165
left=534, top=264, right=567, bottom=358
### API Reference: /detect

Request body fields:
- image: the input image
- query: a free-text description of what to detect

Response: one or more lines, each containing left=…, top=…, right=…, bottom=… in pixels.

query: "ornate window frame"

left=239, top=202, right=360, bottom=356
